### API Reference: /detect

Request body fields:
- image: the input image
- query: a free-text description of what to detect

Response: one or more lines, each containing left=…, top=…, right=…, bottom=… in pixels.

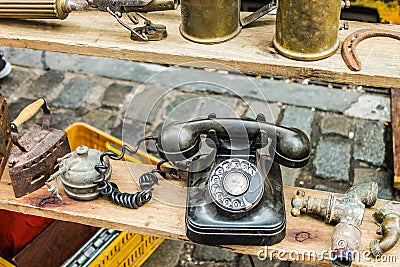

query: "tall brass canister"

left=273, top=0, right=342, bottom=61
left=180, top=0, right=241, bottom=44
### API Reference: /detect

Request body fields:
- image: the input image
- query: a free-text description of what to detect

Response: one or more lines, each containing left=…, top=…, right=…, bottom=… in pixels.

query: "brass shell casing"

left=180, top=0, right=241, bottom=44
left=0, top=0, right=70, bottom=20
left=273, top=0, right=341, bottom=61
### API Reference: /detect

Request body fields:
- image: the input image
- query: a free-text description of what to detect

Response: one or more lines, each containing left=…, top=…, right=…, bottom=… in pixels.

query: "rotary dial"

left=208, top=158, right=264, bottom=213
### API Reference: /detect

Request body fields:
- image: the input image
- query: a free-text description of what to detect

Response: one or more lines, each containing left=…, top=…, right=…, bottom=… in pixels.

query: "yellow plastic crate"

left=65, top=122, right=160, bottom=165
left=0, top=257, right=15, bottom=267
left=65, top=123, right=164, bottom=267
left=91, top=233, right=164, bottom=267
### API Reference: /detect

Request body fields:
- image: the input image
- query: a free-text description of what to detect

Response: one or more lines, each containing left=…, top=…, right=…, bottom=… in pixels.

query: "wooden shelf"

left=1, top=9, right=399, bottom=266
left=0, top=10, right=399, bottom=88
left=0, top=161, right=397, bottom=267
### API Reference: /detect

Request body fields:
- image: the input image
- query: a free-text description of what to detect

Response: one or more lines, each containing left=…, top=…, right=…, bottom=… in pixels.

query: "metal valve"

left=291, top=182, right=378, bottom=267
left=46, top=145, right=112, bottom=201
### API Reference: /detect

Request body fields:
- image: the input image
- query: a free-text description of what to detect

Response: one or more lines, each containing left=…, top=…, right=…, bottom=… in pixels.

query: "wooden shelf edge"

left=0, top=161, right=396, bottom=267
left=0, top=11, right=399, bottom=89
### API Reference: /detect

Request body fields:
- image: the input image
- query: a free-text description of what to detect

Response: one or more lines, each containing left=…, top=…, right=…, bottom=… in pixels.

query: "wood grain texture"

left=12, top=221, right=98, bottom=267
left=0, top=10, right=399, bottom=88
left=0, top=161, right=397, bottom=266
left=393, top=89, right=400, bottom=189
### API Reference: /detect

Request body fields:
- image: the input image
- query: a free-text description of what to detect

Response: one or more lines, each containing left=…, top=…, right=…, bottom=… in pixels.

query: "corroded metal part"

left=291, top=182, right=378, bottom=267
left=180, top=0, right=241, bottom=44
left=0, top=0, right=178, bottom=19
left=180, top=0, right=275, bottom=44
left=89, top=0, right=178, bottom=13
left=370, top=201, right=400, bottom=257
left=131, top=21, right=167, bottom=41
left=341, top=29, right=400, bottom=71
left=0, top=0, right=71, bottom=19
left=273, top=0, right=342, bottom=60
left=7, top=99, right=71, bottom=198
left=0, top=95, right=11, bottom=180
left=47, top=145, right=112, bottom=201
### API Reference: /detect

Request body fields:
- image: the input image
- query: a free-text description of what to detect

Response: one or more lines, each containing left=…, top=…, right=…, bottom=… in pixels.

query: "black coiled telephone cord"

left=94, top=136, right=172, bottom=209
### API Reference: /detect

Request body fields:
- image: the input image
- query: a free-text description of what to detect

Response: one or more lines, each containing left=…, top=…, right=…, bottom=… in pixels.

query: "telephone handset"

left=156, top=114, right=311, bottom=245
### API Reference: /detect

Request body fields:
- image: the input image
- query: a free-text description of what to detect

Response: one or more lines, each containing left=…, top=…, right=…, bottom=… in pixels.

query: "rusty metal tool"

left=341, top=29, right=400, bottom=71
left=0, top=95, right=11, bottom=179
left=7, top=98, right=71, bottom=198
left=0, top=0, right=178, bottom=42
left=291, top=182, right=378, bottom=267
left=370, top=201, right=400, bottom=257
left=130, top=12, right=167, bottom=41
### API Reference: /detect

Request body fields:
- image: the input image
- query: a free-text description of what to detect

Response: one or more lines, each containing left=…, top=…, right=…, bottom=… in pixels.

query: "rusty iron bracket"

left=131, top=23, right=167, bottom=41
left=131, top=12, right=167, bottom=41
left=341, top=29, right=400, bottom=71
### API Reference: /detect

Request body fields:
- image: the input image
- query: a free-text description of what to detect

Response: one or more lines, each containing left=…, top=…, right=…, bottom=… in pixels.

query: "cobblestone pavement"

left=0, top=47, right=397, bottom=267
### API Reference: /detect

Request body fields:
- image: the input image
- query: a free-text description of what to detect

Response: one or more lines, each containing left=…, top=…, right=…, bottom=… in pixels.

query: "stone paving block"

left=197, top=96, right=239, bottom=118
left=45, top=50, right=167, bottom=82
left=32, top=70, right=64, bottom=97
left=353, top=120, right=386, bottom=167
left=344, top=94, right=391, bottom=122
left=320, top=113, right=353, bottom=138
left=245, top=101, right=281, bottom=123
left=279, top=106, right=314, bottom=138
left=239, top=255, right=291, bottom=267
left=313, top=138, right=351, bottom=182
left=170, top=67, right=360, bottom=113
left=5, top=48, right=362, bottom=113
left=353, top=168, right=392, bottom=200
left=1, top=47, right=43, bottom=69
left=281, top=167, right=300, bottom=186
left=51, top=109, right=76, bottom=130
left=112, top=120, right=147, bottom=145
left=253, top=80, right=360, bottom=113
left=164, top=94, right=203, bottom=121
left=178, top=82, right=227, bottom=94
left=102, top=82, right=134, bottom=110
left=192, top=244, right=237, bottom=262
left=81, top=109, right=116, bottom=131
left=124, top=83, right=169, bottom=124
left=52, top=78, right=97, bottom=109
left=0, top=68, right=36, bottom=99
left=142, top=240, right=185, bottom=267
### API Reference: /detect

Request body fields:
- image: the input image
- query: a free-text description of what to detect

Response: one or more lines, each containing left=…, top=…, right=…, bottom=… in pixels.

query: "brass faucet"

left=291, top=182, right=378, bottom=267
left=370, top=201, right=400, bottom=257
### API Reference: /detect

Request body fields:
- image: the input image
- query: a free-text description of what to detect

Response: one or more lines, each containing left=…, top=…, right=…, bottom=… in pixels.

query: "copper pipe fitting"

left=370, top=201, right=400, bottom=257
left=291, top=182, right=378, bottom=267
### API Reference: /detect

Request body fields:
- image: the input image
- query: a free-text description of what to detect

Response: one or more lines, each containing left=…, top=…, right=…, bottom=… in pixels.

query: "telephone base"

left=186, top=220, right=286, bottom=246
left=185, top=156, right=286, bottom=246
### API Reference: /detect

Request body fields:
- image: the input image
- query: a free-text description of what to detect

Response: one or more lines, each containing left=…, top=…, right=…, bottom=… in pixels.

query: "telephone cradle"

left=156, top=114, right=311, bottom=246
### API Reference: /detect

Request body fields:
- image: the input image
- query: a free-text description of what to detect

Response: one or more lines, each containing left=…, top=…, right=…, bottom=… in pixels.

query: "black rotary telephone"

left=155, top=114, right=311, bottom=246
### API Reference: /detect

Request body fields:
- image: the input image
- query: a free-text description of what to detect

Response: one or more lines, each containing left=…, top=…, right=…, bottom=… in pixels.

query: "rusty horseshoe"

left=341, top=29, right=400, bottom=71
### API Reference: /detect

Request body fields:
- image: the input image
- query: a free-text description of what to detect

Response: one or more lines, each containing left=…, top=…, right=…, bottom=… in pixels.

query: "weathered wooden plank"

left=12, top=221, right=98, bottom=267
left=0, top=10, right=399, bottom=88
left=0, top=162, right=396, bottom=266
left=393, top=89, right=400, bottom=189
